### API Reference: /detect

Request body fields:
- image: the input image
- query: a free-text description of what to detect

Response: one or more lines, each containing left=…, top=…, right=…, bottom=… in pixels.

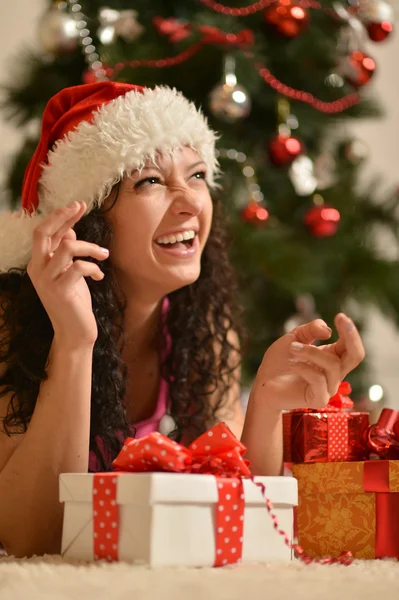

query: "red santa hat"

left=0, top=81, right=219, bottom=273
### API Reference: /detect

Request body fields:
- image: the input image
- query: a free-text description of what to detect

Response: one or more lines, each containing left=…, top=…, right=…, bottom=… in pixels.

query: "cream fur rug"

left=0, top=555, right=398, bottom=600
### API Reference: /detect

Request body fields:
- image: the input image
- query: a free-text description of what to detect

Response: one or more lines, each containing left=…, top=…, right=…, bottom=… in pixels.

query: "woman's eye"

left=134, top=176, right=160, bottom=189
left=193, top=171, right=207, bottom=180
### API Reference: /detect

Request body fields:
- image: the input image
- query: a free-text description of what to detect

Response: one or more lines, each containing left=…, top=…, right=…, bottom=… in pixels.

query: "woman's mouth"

left=154, top=230, right=199, bottom=257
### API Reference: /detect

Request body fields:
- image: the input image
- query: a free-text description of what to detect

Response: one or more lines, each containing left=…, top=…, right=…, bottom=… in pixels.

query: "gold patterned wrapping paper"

left=293, top=461, right=399, bottom=559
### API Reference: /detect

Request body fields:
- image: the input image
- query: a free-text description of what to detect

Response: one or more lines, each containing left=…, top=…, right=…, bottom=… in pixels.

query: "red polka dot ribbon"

left=93, top=474, right=119, bottom=562
left=327, top=413, right=349, bottom=461
left=214, top=478, right=245, bottom=566
left=325, top=382, right=352, bottom=461
left=93, top=423, right=251, bottom=565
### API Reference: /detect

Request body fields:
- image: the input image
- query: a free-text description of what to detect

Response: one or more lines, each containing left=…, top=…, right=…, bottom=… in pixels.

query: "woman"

left=0, top=82, right=365, bottom=558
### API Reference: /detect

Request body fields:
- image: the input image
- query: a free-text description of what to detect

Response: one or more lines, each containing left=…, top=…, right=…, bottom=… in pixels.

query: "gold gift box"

left=293, top=460, right=399, bottom=559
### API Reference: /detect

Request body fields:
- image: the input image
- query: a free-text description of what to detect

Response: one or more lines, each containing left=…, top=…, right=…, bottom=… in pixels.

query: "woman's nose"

left=170, top=187, right=203, bottom=215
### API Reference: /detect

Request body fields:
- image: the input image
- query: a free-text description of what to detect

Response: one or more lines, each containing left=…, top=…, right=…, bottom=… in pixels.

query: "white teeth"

left=156, top=230, right=196, bottom=245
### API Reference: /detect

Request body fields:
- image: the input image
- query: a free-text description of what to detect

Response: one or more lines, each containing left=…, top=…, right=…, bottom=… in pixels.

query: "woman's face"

left=106, top=146, right=213, bottom=300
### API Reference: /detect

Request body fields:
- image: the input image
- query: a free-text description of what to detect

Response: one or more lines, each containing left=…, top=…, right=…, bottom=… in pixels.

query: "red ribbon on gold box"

left=293, top=459, right=399, bottom=559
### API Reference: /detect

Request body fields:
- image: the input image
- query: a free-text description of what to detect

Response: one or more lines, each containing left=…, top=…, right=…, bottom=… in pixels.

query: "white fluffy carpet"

left=0, top=555, right=399, bottom=600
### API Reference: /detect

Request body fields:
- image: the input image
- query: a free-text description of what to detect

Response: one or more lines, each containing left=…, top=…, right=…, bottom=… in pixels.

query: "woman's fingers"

left=333, top=313, right=365, bottom=377
left=288, top=362, right=330, bottom=408
left=289, top=342, right=340, bottom=397
left=290, top=318, right=332, bottom=345
left=50, top=202, right=86, bottom=253
left=30, top=201, right=86, bottom=268
left=45, top=239, right=109, bottom=280
left=289, top=312, right=365, bottom=385
left=58, top=260, right=104, bottom=289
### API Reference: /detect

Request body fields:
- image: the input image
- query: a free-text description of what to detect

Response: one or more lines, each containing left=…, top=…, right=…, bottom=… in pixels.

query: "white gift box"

left=60, top=472, right=297, bottom=567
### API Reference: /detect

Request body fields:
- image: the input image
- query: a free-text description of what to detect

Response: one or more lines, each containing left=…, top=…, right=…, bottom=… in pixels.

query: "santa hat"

left=0, top=81, right=219, bottom=273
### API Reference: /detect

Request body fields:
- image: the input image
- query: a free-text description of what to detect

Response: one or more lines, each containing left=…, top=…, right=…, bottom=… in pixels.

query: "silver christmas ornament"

left=98, top=7, right=144, bottom=45
left=209, top=83, right=251, bottom=122
left=289, top=155, right=318, bottom=196
left=38, top=4, right=80, bottom=54
left=209, top=55, right=251, bottom=122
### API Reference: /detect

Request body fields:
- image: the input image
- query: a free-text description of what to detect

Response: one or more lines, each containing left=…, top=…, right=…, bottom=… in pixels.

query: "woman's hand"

left=252, top=313, right=365, bottom=410
left=27, top=201, right=109, bottom=350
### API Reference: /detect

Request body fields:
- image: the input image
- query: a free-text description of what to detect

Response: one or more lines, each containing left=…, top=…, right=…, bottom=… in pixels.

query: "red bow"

left=327, top=381, right=353, bottom=411
left=112, top=422, right=251, bottom=478
left=365, top=408, right=399, bottom=459
left=290, top=381, right=354, bottom=414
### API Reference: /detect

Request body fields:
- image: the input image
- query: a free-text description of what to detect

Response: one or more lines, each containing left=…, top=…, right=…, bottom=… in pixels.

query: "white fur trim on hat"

left=39, top=85, right=220, bottom=215
left=0, top=86, right=220, bottom=273
left=0, top=210, right=45, bottom=273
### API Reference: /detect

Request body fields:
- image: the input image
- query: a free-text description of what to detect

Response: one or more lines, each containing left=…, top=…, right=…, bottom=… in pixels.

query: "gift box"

left=60, top=471, right=297, bottom=566
left=60, top=423, right=297, bottom=567
left=293, top=459, right=399, bottom=559
left=283, top=382, right=369, bottom=464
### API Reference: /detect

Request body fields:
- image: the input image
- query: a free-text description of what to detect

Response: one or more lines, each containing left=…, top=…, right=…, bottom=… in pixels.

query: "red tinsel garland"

left=198, top=0, right=335, bottom=17
left=105, top=30, right=361, bottom=114
left=101, top=9, right=362, bottom=115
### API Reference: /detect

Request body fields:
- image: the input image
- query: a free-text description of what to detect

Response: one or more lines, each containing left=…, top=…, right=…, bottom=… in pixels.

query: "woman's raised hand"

left=252, top=313, right=365, bottom=410
left=27, top=201, right=109, bottom=349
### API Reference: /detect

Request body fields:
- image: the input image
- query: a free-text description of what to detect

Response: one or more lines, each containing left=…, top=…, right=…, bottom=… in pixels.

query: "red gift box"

left=283, top=382, right=369, bottom=464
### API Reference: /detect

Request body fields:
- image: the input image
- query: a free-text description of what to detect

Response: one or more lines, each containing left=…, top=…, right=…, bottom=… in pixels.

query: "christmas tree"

left=1, top=0, right=397, bottom=398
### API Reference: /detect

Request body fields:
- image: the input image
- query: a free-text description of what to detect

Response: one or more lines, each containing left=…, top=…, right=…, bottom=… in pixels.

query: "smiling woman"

left=0, top=81, right=365, bottom=558
left=105, top=149, right=213, bottom=297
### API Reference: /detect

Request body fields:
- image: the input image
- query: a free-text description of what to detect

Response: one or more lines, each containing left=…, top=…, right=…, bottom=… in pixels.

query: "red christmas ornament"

left=241, top=201, right=269, bottom=226
left=343, top=51, right=376, bottom=88
left=268, top=133, right=304, bottom=167
left=359, top=0, right=394, bottom=43
left=264, top=0, right=310, bottom=38
left=367, top=20, right=393, bottom=41
left=304, top=205, right=341, bottom=237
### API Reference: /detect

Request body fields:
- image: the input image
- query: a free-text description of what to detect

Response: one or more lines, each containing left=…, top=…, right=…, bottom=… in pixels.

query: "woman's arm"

left=0, top=338, right=94, bottom=558
left=210, top=329, right=283, bottom=475
left=0, top=201, right=108, bottom=558
left=240, top=385, right=283, bottom=476
left=211, top=361, right=283, bottom=476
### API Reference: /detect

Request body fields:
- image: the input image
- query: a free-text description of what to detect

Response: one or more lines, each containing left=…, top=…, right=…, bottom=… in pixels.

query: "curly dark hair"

left=0, top=185, right=245, bottom=471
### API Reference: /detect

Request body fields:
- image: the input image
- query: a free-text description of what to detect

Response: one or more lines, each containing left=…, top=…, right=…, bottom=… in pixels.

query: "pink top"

left=88, top=296, right=170, bottom=472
